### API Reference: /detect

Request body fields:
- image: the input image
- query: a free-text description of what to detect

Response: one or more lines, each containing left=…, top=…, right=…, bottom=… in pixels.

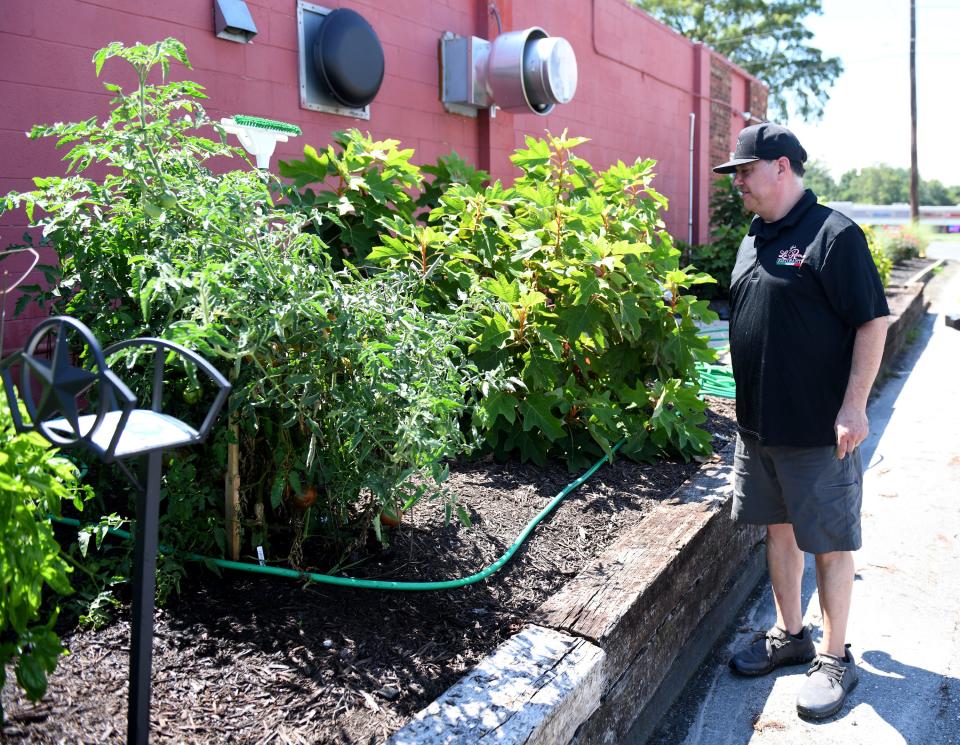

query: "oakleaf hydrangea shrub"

left=363, top=132, right=719, bottom=467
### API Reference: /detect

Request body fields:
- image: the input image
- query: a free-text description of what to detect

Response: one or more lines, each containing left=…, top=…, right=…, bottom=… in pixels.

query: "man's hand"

left=836, top=317, right=888, bottom=460
left=835, top=404, right=868, bottom=460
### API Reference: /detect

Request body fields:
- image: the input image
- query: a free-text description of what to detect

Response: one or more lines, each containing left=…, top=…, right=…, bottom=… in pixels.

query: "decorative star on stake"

left=25, top=323, right=98, bottom=437
left=1, top=316, right=231, bottom=745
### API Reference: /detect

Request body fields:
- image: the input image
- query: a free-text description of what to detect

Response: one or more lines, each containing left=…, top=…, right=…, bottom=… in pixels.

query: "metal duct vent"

left=297, top=2, right=384, bottom=119
left=214, top=0, right=258, bottom=44
left=441, top=27, right=578, bottom=117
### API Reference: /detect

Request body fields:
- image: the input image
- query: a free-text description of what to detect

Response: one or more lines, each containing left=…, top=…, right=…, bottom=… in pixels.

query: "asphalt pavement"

left=650, top=257, right=960, bottom=745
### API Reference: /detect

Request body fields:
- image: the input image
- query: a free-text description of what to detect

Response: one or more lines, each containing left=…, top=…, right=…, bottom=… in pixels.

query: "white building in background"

left=827, top=203, right=960, bottom=233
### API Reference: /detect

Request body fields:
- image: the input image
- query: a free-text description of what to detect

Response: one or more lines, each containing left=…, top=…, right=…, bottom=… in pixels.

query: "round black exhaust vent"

left=312, top=8, right=384, bottom=108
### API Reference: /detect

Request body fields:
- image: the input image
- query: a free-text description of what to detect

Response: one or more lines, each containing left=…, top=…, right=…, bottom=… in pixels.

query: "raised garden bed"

left=2, top=279, right=931, bottom=745
left=384, top=279, right=931, bottom=744
left=886, top=256, right=940, bottom=287
left=1, top=401, right=737, bottom=745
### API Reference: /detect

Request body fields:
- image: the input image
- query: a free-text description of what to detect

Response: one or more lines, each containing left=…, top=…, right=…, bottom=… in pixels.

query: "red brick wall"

left=0, top=0, right=764, bottom=352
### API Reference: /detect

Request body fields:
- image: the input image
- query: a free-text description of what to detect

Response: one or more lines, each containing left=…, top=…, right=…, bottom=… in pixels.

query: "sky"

left=786, top=0, right=960, bottom=186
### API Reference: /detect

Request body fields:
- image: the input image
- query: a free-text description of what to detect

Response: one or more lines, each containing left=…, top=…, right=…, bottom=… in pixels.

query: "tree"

left=837, top=165, right=909, bottom=204
left=832, top=164, right=959, bottom=205
left=636, top=1, right=843, bottom=121
left=803, top=159, right=838, bottom=201
left=920, top=179, right=954, bottom=207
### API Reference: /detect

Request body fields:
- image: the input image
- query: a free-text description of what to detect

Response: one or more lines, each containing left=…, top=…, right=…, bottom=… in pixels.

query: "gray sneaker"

left=729, top=625, right=816, bottom=676
left=796, top=646, right=859, bottom=719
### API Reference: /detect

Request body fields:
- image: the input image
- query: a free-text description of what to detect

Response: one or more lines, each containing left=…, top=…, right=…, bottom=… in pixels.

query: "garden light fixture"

left=0, top=317, right=231, bottom=745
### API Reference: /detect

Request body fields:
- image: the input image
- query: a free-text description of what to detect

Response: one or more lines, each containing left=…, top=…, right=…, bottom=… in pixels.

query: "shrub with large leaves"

left=685, top=174, right=752, bottom=300
left=366, top=132, right=718, bottom=467
left=278, top=130, right=423, bottom=268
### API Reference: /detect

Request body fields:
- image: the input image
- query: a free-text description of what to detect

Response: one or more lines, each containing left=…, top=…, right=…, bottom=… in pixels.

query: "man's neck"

left=761, top=185, right=806, bottom=223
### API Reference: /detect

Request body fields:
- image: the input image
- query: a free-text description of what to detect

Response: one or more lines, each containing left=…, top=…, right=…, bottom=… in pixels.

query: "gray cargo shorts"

left=731, top=434, right=863, bottom=554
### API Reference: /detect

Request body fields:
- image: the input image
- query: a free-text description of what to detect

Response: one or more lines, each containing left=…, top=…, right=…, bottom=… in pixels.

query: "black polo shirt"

left=728, top=189, right=889, bottom=446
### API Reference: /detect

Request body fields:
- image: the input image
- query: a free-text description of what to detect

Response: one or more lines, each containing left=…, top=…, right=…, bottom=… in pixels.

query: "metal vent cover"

left=441, top=27, right=578, bottom=117
left=297, top=1, right=381, bottom=119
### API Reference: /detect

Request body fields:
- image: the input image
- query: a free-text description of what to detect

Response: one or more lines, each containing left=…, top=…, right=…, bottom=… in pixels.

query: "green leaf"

left=270, top=476, right=285, bottom=509
left=16, top=651, right=49, bottom=700
left=520, top=394, right=566, bottom=442
left=510, top=137, right=552, bottom=169
left=456, top=504, right=472, bottom=527
left=522, top=354, right=560, bottom=392
left=559, top=304, right=604, bottom=341
left=367, top=235, right=413, bottom=263
left=288, top=471, right=304, bottom=498
left=481, top=276, right=520, bottom=303
left=479, top=390, right=517, bottom=426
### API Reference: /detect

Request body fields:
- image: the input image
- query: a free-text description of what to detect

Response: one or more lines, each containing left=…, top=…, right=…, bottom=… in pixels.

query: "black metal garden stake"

left=1, top=317, right=230, bottom=745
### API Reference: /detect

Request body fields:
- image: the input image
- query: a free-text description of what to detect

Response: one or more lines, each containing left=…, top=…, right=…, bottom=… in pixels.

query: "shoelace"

left=764, top=630, right=795, bottom=649
left=807, top=657, right=846, bottom=685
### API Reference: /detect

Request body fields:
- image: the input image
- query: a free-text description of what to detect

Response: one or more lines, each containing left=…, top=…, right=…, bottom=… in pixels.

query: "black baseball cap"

left=712, top=123, right=808, bottom=174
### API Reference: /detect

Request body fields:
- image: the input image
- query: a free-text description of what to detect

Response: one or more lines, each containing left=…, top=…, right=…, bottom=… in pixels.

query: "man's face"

left=733, top=158, right=786, bottom=219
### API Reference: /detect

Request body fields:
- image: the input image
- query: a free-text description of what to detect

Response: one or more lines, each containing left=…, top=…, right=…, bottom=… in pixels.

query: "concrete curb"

left=388, top=282, right=927, bottom=745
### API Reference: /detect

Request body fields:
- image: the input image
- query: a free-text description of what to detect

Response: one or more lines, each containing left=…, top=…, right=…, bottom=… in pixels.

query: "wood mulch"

left=1, top=398, right=737, bottom=745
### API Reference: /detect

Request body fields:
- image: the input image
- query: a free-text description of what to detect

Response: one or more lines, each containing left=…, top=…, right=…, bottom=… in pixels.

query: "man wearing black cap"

left=713, top=123, right=889, bottom=719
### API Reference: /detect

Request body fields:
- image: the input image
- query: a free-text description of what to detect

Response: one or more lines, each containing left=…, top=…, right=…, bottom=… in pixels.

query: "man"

left=713, top=123, right=889, bottom=719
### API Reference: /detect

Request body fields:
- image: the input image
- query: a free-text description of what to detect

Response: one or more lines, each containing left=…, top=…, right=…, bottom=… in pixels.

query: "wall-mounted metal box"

left=441, top=34, right=493, bottom=114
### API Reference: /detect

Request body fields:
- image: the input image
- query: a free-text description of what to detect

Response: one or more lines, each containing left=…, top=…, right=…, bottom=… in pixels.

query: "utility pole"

left=910, top=0, right=919, bottom=222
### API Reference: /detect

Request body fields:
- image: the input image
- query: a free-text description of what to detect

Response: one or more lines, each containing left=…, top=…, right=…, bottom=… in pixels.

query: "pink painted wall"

left=0, top=0, right=764, bottom=353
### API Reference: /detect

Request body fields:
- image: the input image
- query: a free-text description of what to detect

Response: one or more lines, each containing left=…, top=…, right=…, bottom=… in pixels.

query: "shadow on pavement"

left=802, top=649, right=960, bottom=744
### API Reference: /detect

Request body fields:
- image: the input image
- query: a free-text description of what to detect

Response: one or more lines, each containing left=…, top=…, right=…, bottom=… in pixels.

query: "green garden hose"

left=696, top=325, right=736, bottom=399
left=696, top=362, right=736, bottom=399
left=52, top=438, right=624, bottom=591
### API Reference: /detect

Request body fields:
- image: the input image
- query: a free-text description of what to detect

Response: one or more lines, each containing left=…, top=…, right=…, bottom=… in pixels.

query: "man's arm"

left=835, top=316, right=889, bottom=459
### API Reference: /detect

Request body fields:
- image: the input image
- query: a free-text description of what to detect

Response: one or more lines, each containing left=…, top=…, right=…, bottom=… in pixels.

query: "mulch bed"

left=2, top=398, right=736, bottom=745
